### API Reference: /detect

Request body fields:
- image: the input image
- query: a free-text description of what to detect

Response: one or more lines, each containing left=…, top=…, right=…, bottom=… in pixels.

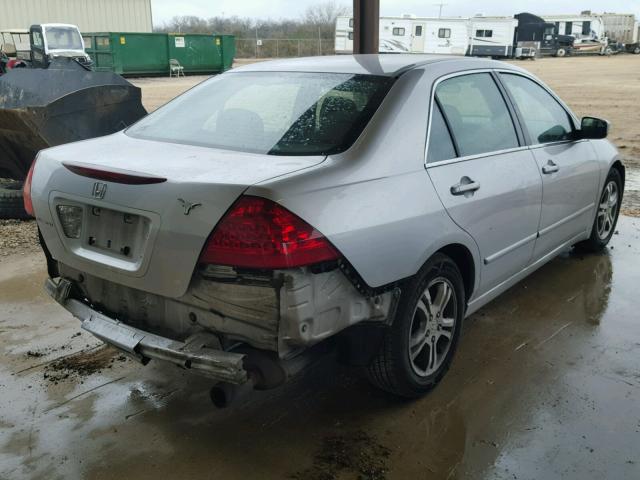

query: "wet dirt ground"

left=1, top=216, right=639, bottom=479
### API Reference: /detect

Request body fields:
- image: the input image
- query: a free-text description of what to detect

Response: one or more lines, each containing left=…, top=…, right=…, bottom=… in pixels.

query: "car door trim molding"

left=467, top=231, right=587, bottom=316
left=484, top=232, right=538, bottom=265
left=425, top=145, right=531, bottom=169
left=537, top=203, right=594, bottom=237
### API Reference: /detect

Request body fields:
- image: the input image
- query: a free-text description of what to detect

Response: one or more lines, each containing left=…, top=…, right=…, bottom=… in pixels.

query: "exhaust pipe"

left=210, top=377, right=255, bottom=408
left=209, top=343, right=329, bottom=408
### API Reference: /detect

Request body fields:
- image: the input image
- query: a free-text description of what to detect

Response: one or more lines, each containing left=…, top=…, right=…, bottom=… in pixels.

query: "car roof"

left=233, top=54, right=516, bottom=77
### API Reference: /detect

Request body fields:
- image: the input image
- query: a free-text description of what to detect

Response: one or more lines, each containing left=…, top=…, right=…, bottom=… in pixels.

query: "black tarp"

left=0, top=58, right=147, bottom=179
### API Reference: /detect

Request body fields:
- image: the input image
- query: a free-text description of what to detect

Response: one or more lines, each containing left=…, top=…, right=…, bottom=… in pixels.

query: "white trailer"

left=468, top=16, right=519, bottom=57
left=336, top=15, right=516, bottom=57
left=336, top=15, right=516, bottom=58
left=336, top=15, right=469, bottom=55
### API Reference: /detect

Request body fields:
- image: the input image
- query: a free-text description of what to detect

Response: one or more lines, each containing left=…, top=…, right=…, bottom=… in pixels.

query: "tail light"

left=200, top=196, right=340, bottom=269
left=23, top=159, right=37, bottom=217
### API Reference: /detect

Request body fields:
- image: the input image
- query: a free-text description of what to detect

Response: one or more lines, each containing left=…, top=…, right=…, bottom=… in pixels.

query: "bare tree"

left=303, top=1, right=350, bottom=26
left=155, top=2, right=352, bottom=57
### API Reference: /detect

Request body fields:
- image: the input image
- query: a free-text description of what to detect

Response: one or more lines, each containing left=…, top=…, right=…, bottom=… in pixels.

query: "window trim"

left=392, top=27, right=406, bottom=36
left=494, top=69, right=580, bottom=148
left=438, top=28, right=451, bottom=39
left=424, top=69, right=525, bottom=168
left=424, top=68, right=583, bottom=169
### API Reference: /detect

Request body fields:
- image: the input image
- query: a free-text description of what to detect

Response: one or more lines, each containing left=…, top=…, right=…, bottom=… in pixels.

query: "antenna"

left=433, top=2, right=448, bottom=18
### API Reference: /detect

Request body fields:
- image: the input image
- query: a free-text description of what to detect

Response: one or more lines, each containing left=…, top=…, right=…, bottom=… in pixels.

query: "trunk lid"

left=33, top=132, right=325, bottom=298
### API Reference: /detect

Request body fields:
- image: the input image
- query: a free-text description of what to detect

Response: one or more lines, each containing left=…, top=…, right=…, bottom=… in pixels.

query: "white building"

left=0, top=0, right=153, bottom=32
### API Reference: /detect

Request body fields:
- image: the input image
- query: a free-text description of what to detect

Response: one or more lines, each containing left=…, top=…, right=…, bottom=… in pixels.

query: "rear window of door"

left=427, top=102, right=457, bottom=163
left=500, top=73, right=574, bottom=144
left=435, top=73, right=519, bottom=157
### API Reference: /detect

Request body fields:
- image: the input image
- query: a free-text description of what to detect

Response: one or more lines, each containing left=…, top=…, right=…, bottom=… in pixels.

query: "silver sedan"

left=28, top=55, right=624, bottom=403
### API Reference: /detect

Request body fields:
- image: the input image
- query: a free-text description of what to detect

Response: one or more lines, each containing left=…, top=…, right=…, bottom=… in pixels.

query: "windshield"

left=126, top=72, right=393, bottom=156
left=44, top=27, right=83, bottom=51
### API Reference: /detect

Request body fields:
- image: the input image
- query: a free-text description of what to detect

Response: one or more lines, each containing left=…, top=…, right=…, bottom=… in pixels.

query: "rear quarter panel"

left=248, top=66, right=484, bottom=294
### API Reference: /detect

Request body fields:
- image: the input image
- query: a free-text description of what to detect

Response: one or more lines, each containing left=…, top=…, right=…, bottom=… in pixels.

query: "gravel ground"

left=0, top=219, right=39, bottom=257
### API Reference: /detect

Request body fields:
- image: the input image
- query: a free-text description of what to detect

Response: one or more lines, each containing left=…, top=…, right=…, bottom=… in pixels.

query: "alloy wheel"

left=408, top=277, right=457, bottom=377
left=596, top=180, right=618, bottom=240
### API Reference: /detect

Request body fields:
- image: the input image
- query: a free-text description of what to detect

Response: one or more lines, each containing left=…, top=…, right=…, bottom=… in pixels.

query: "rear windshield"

left=126, top=72, right=393, bottom=156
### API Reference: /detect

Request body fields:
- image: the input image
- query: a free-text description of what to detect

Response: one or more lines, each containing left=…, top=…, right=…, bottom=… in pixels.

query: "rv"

left=335, top=15, right=469, bottom=55
left=335, top=15, right=516, bottom=58
left=468, top=16, right=518, bottom=57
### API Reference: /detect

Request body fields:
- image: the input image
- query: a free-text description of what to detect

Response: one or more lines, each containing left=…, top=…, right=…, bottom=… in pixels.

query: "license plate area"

left=50, top=193, right=159, bottom=275
left=84, top=206, right=150, bottom=260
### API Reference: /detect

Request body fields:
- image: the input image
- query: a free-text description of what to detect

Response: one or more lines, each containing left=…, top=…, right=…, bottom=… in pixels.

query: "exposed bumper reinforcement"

left=45, top=278, right=248, bottom=384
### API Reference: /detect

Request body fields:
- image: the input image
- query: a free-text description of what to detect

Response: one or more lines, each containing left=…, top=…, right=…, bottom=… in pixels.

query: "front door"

left=411, top=23, right=426, bottom=52
left=498, top=72, right=601, bottom=260
left=29, top=26, right=47, bottom=67
left=426, top=72, right=542, bottom=295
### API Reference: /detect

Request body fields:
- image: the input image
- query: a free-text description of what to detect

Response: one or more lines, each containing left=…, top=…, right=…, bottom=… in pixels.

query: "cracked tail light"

left=200, top=196, right=340, bottom=269
left=23, top=159, right=37, bottom=217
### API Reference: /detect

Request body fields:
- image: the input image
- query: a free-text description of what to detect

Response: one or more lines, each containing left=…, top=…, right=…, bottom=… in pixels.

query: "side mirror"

left=579, top=117, right=609, bottom=139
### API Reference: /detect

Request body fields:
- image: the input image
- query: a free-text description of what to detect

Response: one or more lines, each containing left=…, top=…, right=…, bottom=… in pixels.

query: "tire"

left=634, top=47, right=640, bottom=55
left=367, top=253, right=465, bottom=398
left=574, top=168, right=622, bottom=253
left=0, top=179, right=29, bottom=220
left=555, top=48, right=567, bottom=57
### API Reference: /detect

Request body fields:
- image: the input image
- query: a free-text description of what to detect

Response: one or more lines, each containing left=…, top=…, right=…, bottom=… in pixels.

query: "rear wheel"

left=367, top=253, right=465, bottom=398
left=0, top=179, right=29, bottom=219
left=574, top=168, right=622, bottom=253
left=634, top=46, right=640, bottom=55
left=555, top=48, right=567, bottom=57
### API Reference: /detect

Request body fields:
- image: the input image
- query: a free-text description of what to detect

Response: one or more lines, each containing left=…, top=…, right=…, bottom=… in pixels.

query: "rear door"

left=426, top=72, right=542, bottom=295
left=498, top=72, right=600, bottom=260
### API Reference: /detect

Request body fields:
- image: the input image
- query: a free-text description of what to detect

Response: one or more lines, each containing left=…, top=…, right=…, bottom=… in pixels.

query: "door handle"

left=450, top=177, right=480, bottom=196
left=542, top=160, right=559, bottom=174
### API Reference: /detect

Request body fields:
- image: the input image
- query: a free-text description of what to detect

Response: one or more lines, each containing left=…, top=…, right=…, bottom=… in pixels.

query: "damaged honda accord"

left=27, top=55, right=624, bottom=404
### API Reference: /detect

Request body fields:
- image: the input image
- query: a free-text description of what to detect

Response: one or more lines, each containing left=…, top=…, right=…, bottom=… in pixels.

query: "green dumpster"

left=84, top=32, right=235, bottom=76
left=167, top=34, right=235, bottom=74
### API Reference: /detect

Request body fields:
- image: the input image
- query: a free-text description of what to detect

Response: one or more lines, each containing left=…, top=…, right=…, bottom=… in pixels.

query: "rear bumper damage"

left=45, top=278, right=248, bottom=383
left=45, top=264, right=397, bottom=386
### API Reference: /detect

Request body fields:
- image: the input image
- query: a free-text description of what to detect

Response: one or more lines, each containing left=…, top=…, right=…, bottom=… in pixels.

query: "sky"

left=151, top=0, right=640, bottom=26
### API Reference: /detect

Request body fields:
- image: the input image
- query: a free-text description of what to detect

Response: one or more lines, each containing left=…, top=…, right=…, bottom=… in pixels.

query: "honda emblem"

left=92, top=182, right=107, bottom=199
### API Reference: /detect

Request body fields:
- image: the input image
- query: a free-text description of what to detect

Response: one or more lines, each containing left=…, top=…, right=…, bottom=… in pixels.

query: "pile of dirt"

left=0, top=219, right=39, bottom=256
left=291, top=430, right=392, bottom=480
left=43, top=346, right=129, bottom=384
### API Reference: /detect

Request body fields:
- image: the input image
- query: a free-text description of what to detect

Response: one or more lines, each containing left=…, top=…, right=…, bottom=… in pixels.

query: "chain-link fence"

left=235, top=38, right=335, bottom=58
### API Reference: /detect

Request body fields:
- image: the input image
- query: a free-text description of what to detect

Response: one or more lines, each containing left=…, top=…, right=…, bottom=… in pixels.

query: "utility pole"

left=353, top=0, right=380, bottom=54
left=433, top=2, right=447, bottom=18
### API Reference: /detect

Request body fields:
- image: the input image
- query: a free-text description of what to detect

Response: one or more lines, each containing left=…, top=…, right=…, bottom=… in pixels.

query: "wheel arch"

left=611, top=159, right=625, bottom=188
left=436, top=243, right=476, bottom=303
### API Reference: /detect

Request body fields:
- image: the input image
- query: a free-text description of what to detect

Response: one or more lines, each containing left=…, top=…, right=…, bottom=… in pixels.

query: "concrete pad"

left=1, top=217, right=639, bottom=479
